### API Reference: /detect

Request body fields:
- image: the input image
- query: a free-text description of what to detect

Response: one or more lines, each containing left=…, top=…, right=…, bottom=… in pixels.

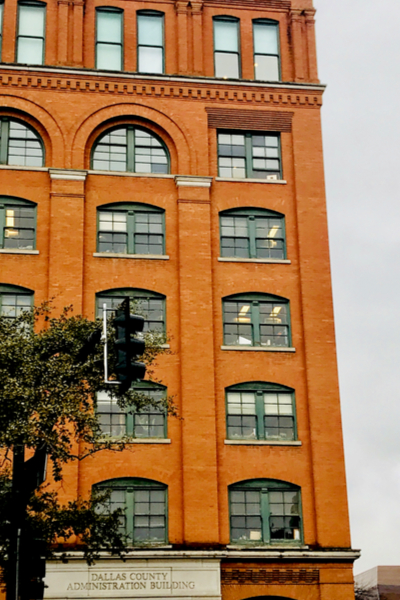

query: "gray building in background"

left=356, top=566, right=400, bottom=599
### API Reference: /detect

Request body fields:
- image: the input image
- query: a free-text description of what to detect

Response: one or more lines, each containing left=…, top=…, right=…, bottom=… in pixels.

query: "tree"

left=0, top=303, right=172, bottom=587
left=354, top=584, right=378, bottom=600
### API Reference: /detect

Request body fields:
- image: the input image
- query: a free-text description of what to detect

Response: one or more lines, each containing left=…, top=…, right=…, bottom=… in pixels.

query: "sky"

left=313, top=0, right=400, bottom=575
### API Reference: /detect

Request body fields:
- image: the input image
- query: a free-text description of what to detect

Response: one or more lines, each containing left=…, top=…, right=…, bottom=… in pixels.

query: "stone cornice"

left=0, top=66, right=324, bottom=109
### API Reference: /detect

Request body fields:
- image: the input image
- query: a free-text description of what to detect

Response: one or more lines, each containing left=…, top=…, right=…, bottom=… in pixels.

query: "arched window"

left=229, top=479, right=302, bottom=544
left=137, top=11, right=164, bottom=74
left=97, top=202, right=165, bottom=256
left=222, top=293, right=291, bottom=348
left=253, top=19, right=281, bottom=82
left=0, top=197, right=37, bottom=250
left=97, top=381, right=167, bottom=439
left=226, top=382, right=296, bottom=441
left=213, top=16, right=240, bottom=79
left=0, top=284, right=33, bottom=320
left=96, top=288, right=166, bottom=334
left=94, top=478, right=167, bottom=543
left=17, top=1, right=46, bottom=65
left=96, top=7, right=123, bottom=71
left=0, top=117, right=44, bottom=167
left=91, top=126, right=169, bottom=174
left=220, top=208, right=286, bottom=260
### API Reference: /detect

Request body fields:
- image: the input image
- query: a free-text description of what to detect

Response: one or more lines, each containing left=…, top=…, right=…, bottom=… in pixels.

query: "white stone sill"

left=216, top=177, right=287, bottom=184
left=0, top=249, right=39, bottom=255
left=88, top=169, right=175, bottom=179
left=0, top=165, right=48, bottom=172
left=100, top=439, right=171, bottom=444
left=93, top=252, right=169, bottom=260
left=225, top=440, right=302, bottom=446
left=221, top=346, right=295, bottom=353
left=218, top=257, right=290, bottom=264
left=226, top=544, right=308, bottom=550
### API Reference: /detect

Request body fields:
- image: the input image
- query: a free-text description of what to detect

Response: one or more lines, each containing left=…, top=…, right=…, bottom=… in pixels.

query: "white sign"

left=45, top=559, right=221, bottom=600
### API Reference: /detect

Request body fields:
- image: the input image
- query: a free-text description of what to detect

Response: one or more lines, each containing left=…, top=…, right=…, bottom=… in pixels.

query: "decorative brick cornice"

left=206, top=107, right=294, bottom=131
left=204, top=0, right=290, bottom=11
left=221, top=567, right=319, bottom=586
left=0, top=70, right=323, bottom=109
left=175, top=0, right=189, bottom=13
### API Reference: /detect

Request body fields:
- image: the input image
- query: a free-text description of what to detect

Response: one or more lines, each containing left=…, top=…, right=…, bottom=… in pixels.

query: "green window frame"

left=96, top=288, right=166, bottom=334
left=213, top=16, right=240, bottom=79
left=217, top=131, right=282, bottom=180
left=229, top=479, right=302, bottom=545
left=0, top=117, right=44, bottom=167
left=94, top=478, right=168, bottom=544
left=137, top=11, right=164, bottom=74
left=0, top=1, right=4, bottom=60
left=222, top=293, right=291, bottom=348
left=0, top=284, right=33, bottom=320
left=16, top=1, right=46, bottom=65
left=0, top=197, right=37, bottom=250
left=96, top=7, right=123, bottom=71
left=253, top=19, right=281, bottom=82
left=91, top=125, right=169, bottom=174
left=226, top=381, right=296, bottom=441
left=220, top=208, right=286, bottom=259
left=97, top=202, right=165, bottom=256
left=97, top=382, right=167, bottom=439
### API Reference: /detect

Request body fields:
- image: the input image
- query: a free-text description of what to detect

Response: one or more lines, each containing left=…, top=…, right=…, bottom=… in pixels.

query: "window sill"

left=93, top=252, right=169, bottom=260
left=221, top=345, right=296, bottom=353
left=88, top=170, right=175, bottom=179
left=226, top=544, right=308, bottom=550
left=215, top=177, right=287, bottom=185
left=100, top=438, right=171, bottom=444
left=225, top=440, right=302, bottom=446
left=0, top=249, right=39, bottom=255
left=218, top=257, right=290, bottom=264
left=0, top=165, right=48, bottom=172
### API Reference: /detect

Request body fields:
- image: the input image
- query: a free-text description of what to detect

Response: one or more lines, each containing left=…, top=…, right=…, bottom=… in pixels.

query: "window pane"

left=214, top=20, right=238, bottom=51
left=17, top=37, right=44, bottom=64
left=96, top=43, right=122, bottom=70
left=92, top=128, right=127, bottom=171
left=138, top=46, right=163, bottom=74
left=255, top=55, right=279, bottom=81
left=223, top=301, right=253, bottom=346
left=18, top=4, right=45, bottom=36
left=215, top=52, right=239, bottom=79
left=8, top=122, right=43, bottom=167
left=0, top=293, right=31, bottom=319
left=253, top=23, right=278, bottom=54
left=97, top=11, right=122, bottom=43
left=3, top=205, right=35, bottom=250
left=230, top=489, right=262, bottom=541
left=138, top=14, right=163, bottom=46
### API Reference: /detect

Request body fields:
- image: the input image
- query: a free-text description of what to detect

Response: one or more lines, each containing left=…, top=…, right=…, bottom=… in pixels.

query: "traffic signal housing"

left=113, top=298, right=146, bottom=393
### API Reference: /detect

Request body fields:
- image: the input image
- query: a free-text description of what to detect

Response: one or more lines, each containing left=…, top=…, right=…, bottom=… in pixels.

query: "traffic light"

left=113, top=298, right=146, bottom=393
left=19, top=535, right=47, bottom=600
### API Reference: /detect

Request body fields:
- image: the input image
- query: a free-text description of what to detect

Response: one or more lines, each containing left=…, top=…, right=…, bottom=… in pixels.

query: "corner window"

left=0, top=284, right=33, bottom=320
left=17, top=1, right=46, bottom=65
left=96, top=7, right=123, bottom=71
left=96, top=288, right=166, bottom=334
left=213, top=16, right=240, bottom=79
left=94, top=478, right=167, bottom=544
left=220, top=208, right=286, bottom=259
left=97, top=203, right=165, bottom=256
left=222, top=293, right=291, bottom=348
left=229, top=479, right=302, bottom=544
left=0, top=197, right=36, bottom=250
left=218, top=131, right=281, bottom=180
left=226, top=382, right=296, bottom=441
left=253, top=20, right=280, bottom=81
left=91, top=126, right=169, bottom=174
left=137, top=11, right=164, bottom=74
left=0, top=118, right=44, bottom=167
left=97, top=382, right=167, bottom=439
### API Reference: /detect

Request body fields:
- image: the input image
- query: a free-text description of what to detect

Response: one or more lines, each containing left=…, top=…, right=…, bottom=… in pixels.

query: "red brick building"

left=0, top=0, right=359, bottom=598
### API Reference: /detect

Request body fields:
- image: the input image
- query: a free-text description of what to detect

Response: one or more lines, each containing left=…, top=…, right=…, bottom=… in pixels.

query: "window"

left=229, top=479, right=302, bottom=544
left=223, top=293, right=291, bottom=348
left=96, top=289, right=166, bottom=334
left=220, top=208, right=286, bottom=260
left=0, top=118, right=44, bottom=167
left=97, top=382, right=167, bottom=439
left=0, top=284, right=33, bottom=320
left=137, top=11, right=164, bottom=74
left=17, top=1, right=46, bottom=65
left=0, top=198, right=36, bottom=250
left=96, top=8, right=123, bottom=71
left=97, top=203, right=165, bottom=255
left=218, top=132, right=281, bottom=179
left=94, top=478, right=167, bottom=544
left=253, top=20, right=280, bottom=81
left=226, top=382, right=296, bottom=441
left=213, top=17, right=240, bottom=79
left=0, top=2, right=4, bottom=59
left=91, top=126, right=169, bottom=174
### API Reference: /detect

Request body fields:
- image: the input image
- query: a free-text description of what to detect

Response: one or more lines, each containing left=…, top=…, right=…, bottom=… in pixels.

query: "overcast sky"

left=313, top=0, right=400, bottom=575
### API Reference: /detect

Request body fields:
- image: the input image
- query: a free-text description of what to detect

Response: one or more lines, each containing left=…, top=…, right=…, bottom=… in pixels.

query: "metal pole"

left=7, top=444, right=25, bottom=600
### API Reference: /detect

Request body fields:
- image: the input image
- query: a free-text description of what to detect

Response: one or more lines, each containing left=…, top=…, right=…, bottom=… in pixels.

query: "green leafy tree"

left=0, top=303, right=172, bottom=583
